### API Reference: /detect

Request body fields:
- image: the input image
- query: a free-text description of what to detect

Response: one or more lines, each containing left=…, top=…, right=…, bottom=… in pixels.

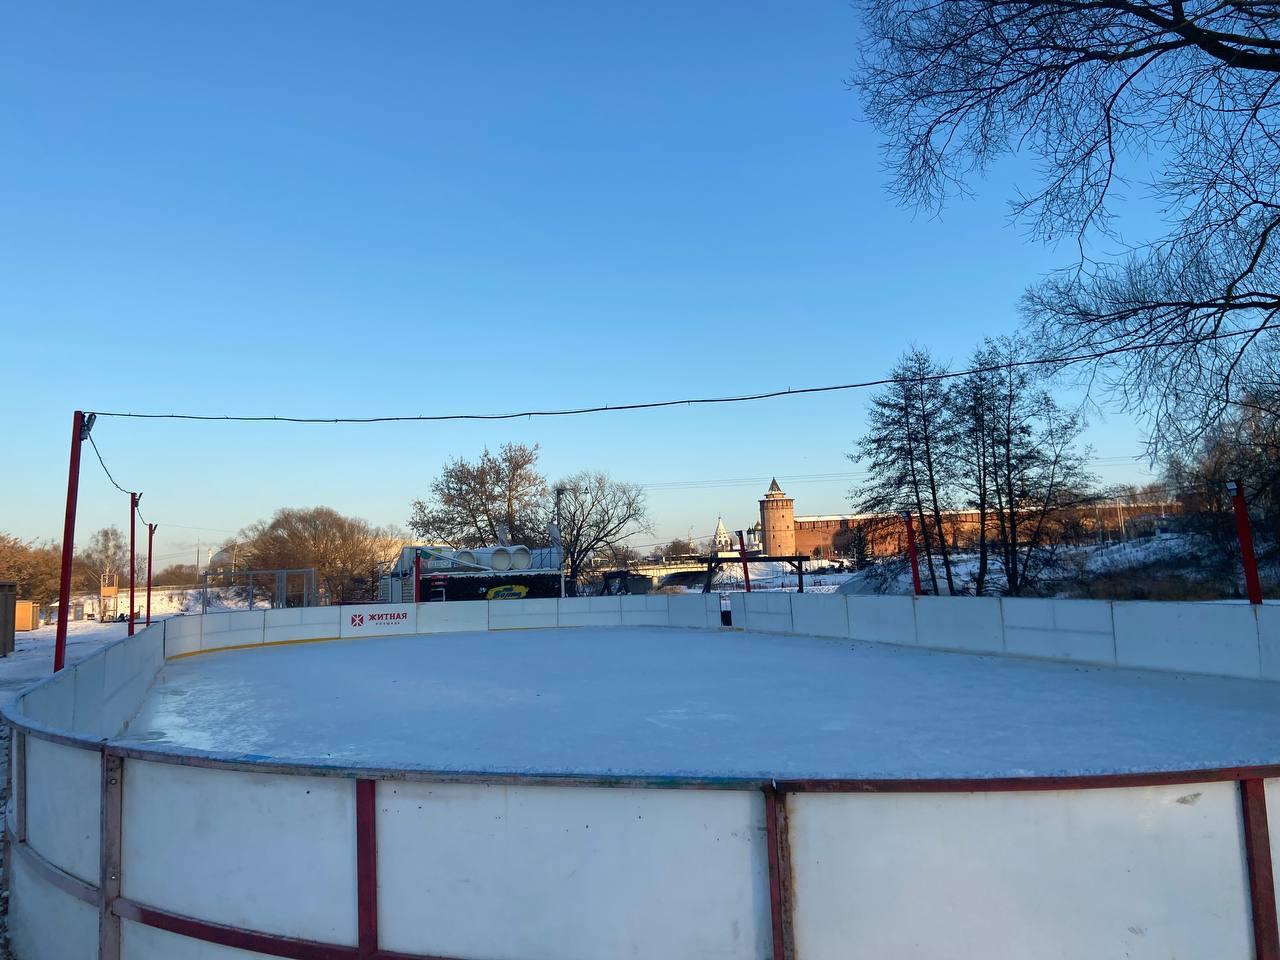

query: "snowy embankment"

left=0, top=619, right=133, bottom=705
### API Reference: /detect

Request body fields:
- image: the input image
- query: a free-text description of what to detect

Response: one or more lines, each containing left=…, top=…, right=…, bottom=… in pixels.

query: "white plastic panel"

left=669, top=593, right=719, bottom=629
left=915, top=596, right=1003, bottom=653
left=25, top=737, right=100, bottom=884
left=263, top=606, right=340, bottom=644
left=733, top=592, right=793, bottom=634
left=70, top=651, right=107, bottom=735
left=1114, top=602, right=1260, bottom=678
left=122, top=919, right=282, bottom=959
left=22, top=669, right=76, bottom=729
left=557, top=596, right=624, bottom=627
left=164, top=615, right=202, bottom=658
left=1255, top=604, right=1280, bottom=680
left=790, top=594, right=849, bottom=638
left=789, top=783, right=1252, bottom=960
left=619, top=594, right=671, bottom=626
left=102, top=630, right=166, bottom=737
left=378, top=782, right=770, bottom=960
left=199, top=610, right=266, bottom=652
left=338, top=603, right=415, bottom=638
left=487, top=597, right=558, bottom=630
left=8, top=851, right=99, bottom=960
left=122, top=761, right=357, bottom=945
left=417, top=600, right=489, bottom=633
left=1002, top=597, right=1116, bottom=664
left=846, top=595, right=916, bottom=646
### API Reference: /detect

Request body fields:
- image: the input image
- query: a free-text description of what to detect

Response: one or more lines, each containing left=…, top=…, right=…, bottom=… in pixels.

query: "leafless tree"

left=556, top=472, right=650, bottom=584
left=947, top=347, right=998, bottom=593
left=851, top=348, right=958, bottom=594
left=856, top=0, right=1280, bottom=452
left=979, top=340, right=1097, bottom=594
left=238, top=507, right=404, bottom=602
left=0, top=535, right=61, bottom=603
left=409, top=443, right=550, bottom=548
left=74, top=527, right=128, bottom=592
left=660, top=538, right=697, bottom=559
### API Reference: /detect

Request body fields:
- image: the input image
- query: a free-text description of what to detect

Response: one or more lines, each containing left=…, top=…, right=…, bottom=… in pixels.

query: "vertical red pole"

left=413, top=550, right=421, bottom=603
left=737, top=530, right=752, bottom=593
left=902, top=511, right=923, bottom=596
left=128, top=492, right=137, bottom=636
left=54, top=411, right=86, bottom=673
left=355, top=779, right=379, bottom=954
left=145, top=523, right=157, bottom=626
left=1232, top=480, right=1264, bottom=605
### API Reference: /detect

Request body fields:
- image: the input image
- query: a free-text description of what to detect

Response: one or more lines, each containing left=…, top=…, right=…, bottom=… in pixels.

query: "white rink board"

left=8, top=853, right=99, bottom=960
left=199, top=610, right=265, bottom=651
left=377, top=782, right=771, bottom=960
left=557, top=596, right=624, bottom=627
left=790, top=593, right=848, bottom=638
left=25, top=737, right=100, bottom=884
left=418, top=600, right=489, bottom=633
left=338, top=603, right=415, bottom=638
left=263, top=606, right=340, bottom=644
left=788, top=783, right=1253, bottom=960
left=121, top=761, right=358, bottom=945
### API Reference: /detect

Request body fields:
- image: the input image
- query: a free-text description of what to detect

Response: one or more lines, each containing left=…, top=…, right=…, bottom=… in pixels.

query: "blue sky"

left=1, top=1, right=1158, bottom=565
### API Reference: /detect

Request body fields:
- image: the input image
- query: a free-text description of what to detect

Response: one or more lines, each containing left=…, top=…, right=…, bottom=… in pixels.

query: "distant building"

left=756, top=478, right=1180, bottom=560
left=758, top=479, right=796, bottom=555
left=710, top=518, right=734, bottom=553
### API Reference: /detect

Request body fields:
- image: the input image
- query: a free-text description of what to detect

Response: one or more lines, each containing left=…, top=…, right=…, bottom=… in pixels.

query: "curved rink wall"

left=5, top=592, right=1280, bottom=960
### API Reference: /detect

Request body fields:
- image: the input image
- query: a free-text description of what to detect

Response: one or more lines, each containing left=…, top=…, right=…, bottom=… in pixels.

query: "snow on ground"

left=0, top=620, right=129, bottom=705
left=0, top=616, right=191, bottom=707
left=119, top=626, right=1280, bottom=780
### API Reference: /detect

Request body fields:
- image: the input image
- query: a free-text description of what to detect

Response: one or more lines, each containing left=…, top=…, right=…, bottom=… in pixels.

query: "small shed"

left=15, top=601, right=41, bottom=632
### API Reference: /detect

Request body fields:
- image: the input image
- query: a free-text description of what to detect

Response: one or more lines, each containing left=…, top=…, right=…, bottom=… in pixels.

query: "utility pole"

left=554, top=485, right=567, bottom=598
left=145, top=523, right=157, bottom=626
left=128, top=492, right=141, bottom=636
left=54, top=411, right=93, bottom=672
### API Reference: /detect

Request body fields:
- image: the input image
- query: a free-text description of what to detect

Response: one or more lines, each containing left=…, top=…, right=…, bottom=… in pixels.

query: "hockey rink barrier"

left=5, top=594, right=1280, bottom=959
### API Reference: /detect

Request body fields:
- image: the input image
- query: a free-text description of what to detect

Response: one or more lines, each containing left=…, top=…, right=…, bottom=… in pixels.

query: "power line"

left=86, top=431, right=154, bottom=526
left=85, top=432, right=130, bottom=497
left=85, top=325, right=1275, bottom=425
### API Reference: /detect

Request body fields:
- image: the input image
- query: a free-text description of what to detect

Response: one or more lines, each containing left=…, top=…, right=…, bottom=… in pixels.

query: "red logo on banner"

left=351, top=613, right=364, bottom=627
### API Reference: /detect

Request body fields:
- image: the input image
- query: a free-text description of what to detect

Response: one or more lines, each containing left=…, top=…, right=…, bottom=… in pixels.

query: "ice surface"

left=118, top=627, right=1280, bottom=780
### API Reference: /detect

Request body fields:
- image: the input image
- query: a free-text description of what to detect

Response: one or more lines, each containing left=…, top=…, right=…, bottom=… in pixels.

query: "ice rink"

left=119, top=626, right=1280, bottom=779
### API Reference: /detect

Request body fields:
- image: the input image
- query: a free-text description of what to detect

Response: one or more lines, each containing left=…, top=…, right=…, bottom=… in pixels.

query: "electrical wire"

left=86, top=431, right=153, bottom=526
left=85, top=324, right=1276, bottom=425
left=85, top=432, right=130, bottom=497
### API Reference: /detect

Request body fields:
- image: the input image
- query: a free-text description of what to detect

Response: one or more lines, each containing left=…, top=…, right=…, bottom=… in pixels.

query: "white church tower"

left=710, top=517, right=735, bottom=554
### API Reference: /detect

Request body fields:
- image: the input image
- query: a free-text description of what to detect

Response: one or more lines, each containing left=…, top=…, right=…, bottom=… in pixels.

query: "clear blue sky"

left=1, top=1, right=1157, bottom=566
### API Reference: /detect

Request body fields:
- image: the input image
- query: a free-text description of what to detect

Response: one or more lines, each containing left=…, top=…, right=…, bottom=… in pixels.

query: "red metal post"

left=145, top=523, right=157, bottom=627
left=902, top=511, right=923, bottom=596
left=736, top=530, right=752, bottom=593
left=1231, top=480, right=1264, bottom=605
left=54, top=411, right=86, bottom=673
left=1242, top=779, right=1280, bottom=960
left=413, top=550, right=421, bottom=603
left=128, top=492, right=138, bottom=636
left=355, top=779, right=379, bottom=954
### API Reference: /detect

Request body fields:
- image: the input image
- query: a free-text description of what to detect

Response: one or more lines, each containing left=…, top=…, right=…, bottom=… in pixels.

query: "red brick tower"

left=758, top=478, right=795, bottom=555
